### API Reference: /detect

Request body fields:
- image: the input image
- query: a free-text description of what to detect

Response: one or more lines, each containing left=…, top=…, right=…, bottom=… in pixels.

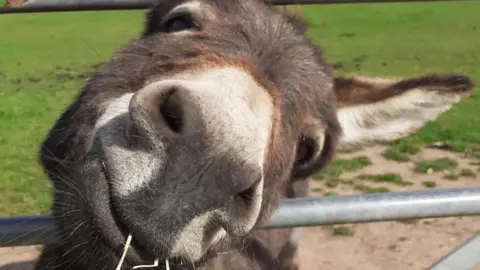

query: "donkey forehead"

left=143, top=0, right=331, bottom=103
left=101, top=0, right=334, bottom=130
left=149, top=0, right=310, bottom=55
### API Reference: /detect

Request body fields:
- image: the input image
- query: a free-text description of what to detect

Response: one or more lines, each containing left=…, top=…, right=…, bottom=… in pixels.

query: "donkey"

left=35, top=0, right=475, bottom=269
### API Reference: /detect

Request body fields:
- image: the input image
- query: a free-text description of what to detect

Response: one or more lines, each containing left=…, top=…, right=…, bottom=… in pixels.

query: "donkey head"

left=38, top=0, right=474, bottom=269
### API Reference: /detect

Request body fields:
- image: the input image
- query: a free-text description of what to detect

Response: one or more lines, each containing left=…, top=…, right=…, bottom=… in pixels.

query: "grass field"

left=0, top=1, right=479, bottom=216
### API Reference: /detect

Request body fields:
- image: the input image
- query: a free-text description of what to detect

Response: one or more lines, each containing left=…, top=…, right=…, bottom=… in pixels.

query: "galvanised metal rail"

left=1, top=188, right=480, bottom=269
left=1, top=1, right=479, bottom=269
left=264, top=187, right=480, bottom=228
left=0, top=0, right=476, bottom=14
left=1, top=187, right=480, bottom=246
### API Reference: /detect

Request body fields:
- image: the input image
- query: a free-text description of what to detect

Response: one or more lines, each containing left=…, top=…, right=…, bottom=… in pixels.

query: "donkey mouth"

left=99, top=160, right=208, bottom=269
left=90, top=159, right=162, bottom=267
left=99, top=164, right=213, bottom=270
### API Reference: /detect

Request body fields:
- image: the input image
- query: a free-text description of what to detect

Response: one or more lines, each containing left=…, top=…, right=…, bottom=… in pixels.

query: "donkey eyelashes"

left=161, top=11, right=199, bottom=33
left=144, top=2, right=202, bottom=36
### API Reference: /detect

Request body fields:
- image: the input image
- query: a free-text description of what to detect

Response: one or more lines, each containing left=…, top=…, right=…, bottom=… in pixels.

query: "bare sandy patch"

left=299, top=145, right=480, bottom=270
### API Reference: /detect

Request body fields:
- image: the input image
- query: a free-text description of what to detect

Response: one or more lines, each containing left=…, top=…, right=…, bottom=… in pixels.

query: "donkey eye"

left=163, top=14, right=196, bottom=33
left=295, top=136, right=316, bottom=165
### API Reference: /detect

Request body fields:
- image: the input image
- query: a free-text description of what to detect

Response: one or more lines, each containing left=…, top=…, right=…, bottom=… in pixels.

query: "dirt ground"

left=0, top=146, right=479, bottom=270
left=295, top=146, right=480, bottom=270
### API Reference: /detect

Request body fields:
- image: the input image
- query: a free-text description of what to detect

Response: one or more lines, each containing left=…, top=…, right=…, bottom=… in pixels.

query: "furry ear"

left=333, top=73, right=475, bottom=149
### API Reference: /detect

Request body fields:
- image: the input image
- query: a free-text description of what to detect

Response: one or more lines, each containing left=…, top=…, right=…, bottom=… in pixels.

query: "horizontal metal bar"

left=1, top=187, right=480, bottom=247
left=1, top=1, right=149, bottom=14
left=427, top=232, right=480, bottom=270
left=0, top=0, right=474, bottom=14
left=264, top=186, right=480, bottom=228
left=0, top=214, right=55, bottom=247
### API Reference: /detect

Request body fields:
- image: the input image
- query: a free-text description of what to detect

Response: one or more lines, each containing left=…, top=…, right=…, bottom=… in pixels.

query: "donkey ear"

left=334, top=73, right=475, bottom=148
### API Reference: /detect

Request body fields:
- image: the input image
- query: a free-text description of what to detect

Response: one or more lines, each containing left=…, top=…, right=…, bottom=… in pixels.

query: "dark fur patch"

left=334, top=73, right=475, bottom=108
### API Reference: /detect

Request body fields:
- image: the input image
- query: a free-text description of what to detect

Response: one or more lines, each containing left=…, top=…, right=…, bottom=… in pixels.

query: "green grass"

left=459, top=168, right=477, bottom=178
left=329, top=225, right=356, bottom=237
left=325, top=179, right=340, bottom=188
left=0, top=11, right=145, bottom=215
left=414, top=158, right=459, bottom=173
left=1, top=1, right=480, bottom=216
left=353, top=184, right=391, bottom=194
left=383, top=142, right=421, bottom=162
left=470, top=161, right=480, bottom=166
left=324, top=191, right=338, bottom=196
left=340, top=179, right=354, bottom=185
left=397, top=236, right=409, bottom=242
left=356, top=173, right=413, bottom=186
left=337, top=145, right=364, bottom=154
left=443, top=173, right=459, bottom=181
left=304, top=1, right=480, bottom=161
left=397, top=219, right=419, bottom=225
left=388, top=244, right=398, bottom=251
left=382, top=148, right=410, bottom=162
left=313, top=156, right=372, bottom=180
left=422, top=180, right=438, bottom=188
left=314, top=156, right=371, bottom=190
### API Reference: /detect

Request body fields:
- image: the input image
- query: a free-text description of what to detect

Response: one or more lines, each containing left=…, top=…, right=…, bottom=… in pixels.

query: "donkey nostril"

left=159, top=89, right=183, bottom=134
